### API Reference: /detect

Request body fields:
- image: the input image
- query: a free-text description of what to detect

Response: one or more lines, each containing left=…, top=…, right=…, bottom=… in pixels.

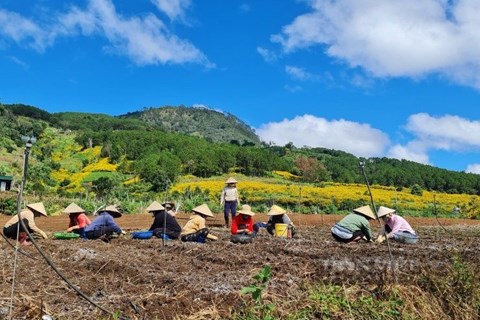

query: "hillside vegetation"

left=121, top=105, right=260, bottom=145
left=1, top=103, right=480, bottom=218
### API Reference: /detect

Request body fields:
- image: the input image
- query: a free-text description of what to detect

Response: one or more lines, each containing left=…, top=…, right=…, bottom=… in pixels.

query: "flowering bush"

left=83, top=158, right=117, bottom=172
left=171, top=178, right=473, bottom=215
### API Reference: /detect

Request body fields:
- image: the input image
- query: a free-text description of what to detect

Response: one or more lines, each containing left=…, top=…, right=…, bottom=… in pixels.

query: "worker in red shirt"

left=65, top=202, right=91, bottom=238
left=231, top=204, right=259, bottom=244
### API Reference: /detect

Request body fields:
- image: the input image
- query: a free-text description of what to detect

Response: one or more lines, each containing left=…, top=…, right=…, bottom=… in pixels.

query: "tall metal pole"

left=162, top=180, right=171, bottom=254
left=15, top=139, right=33, bottom=215
left=394, top=188, right=398, bottom=211
left=10, top=136, right=35, bottom=318
left=359, top=161, right=396, bottom=281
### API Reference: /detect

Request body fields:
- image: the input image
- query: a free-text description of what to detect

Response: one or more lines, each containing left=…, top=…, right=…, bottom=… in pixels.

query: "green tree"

left=411, top=184, right=423, bottom=196
left=136, top=151, right=181, bottom=191
left=92, top=176, right=118, bottom=199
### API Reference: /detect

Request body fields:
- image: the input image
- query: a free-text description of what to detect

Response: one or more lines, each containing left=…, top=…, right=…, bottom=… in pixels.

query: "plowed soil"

left=1, top=213, right=480, bottom=319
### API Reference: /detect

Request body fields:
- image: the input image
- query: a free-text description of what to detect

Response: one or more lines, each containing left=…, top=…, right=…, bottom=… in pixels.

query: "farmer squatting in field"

left=375, top=206, right=419, bottom=244
left=330, top=205, right=375, bottom=243
left=146, top=201, right=182, bottom=240
left=64, top=202, right=91, bottom=238
left=230, top=204, right=259, bottom=244
left=265, top=204, right=297, bottom=237
left=180, top=203, right=218, bottom=243
left=83, top=205, right=126, bottom=240
left=3, top=202, right=48, bottom=246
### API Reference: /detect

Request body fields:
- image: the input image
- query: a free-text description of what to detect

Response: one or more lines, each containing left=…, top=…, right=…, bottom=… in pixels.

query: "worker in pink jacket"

left=376, top=206, right=419, bottom=244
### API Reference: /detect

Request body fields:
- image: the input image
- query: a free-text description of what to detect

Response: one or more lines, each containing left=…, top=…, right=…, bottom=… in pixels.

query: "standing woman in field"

left=64, top=202, right=91, bottom=238
left=331, top=205, right=375, bottom=243
left=3, top=202, right=48, bottom=245
left=220, top=177, right=240, bottom=228
left=375, top=206, right=419, bottom=244
left=181, top=204, right=218, bottom=243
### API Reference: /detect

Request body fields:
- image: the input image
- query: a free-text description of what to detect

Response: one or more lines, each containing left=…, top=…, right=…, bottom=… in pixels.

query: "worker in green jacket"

left=330, top=205, right=375, bottom=243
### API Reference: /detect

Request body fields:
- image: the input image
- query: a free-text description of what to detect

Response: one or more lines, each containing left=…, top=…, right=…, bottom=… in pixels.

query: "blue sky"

left=1, top=0, right=480, bottom=174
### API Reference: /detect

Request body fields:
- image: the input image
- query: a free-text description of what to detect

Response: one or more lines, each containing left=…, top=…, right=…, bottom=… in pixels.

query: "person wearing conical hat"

left=147, top=201, right=181, bottom=240
left=84, top=205, right=125, bottom=240
left=64, top=203, right=91, bottom=238
left=331, top=205, right=375, bottom=243
left=3, top=202, right=48, bottom=245
left=220, top=177, right=240, bottom=228
left=231, top=204, right=259, bottom=244
left=375, top=206, right=418, bottom=244
left=266, top=205, right=296, bottom=237
left=180, top=204, right=218, bottom=243
left=162, top=201, right=177, bottom=217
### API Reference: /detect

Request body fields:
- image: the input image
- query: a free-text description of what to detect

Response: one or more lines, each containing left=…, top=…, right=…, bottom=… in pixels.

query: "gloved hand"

left=375, top=235, right=386, bottom=243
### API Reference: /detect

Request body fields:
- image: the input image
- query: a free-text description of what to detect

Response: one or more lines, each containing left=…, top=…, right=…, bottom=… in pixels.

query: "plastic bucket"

left=274, top=223, right=288, bottom=238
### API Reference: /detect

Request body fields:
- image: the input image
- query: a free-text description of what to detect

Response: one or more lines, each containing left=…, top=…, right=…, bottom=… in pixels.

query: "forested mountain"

left=1, top=103, right=480, bottom=197
left=121, top=105, right=260, bottom=145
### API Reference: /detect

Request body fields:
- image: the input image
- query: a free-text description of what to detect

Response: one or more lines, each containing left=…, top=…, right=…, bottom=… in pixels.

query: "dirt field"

left=1, top=213, right=480, bottom=319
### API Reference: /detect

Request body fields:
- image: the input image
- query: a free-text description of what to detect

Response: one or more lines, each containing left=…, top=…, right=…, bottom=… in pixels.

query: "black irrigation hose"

left=433, top=193, right=450, bottom=234
left=359, top=162, right=397, bottom=282
left=434, top=215, right=450, bottom=233
left=9, top=141, right=129, bottom=319
left=0, top=232, right=38, bottom=260
left=16, top=212, right=130, bottom=320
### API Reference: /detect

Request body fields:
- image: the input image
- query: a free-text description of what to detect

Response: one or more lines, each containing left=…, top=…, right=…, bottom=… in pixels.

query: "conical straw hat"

left=267, top=205, right=286, bottom=216
left=63, top=202, right=85, bottom=214
left=353, top=205, right=375, bottom=219
left=376, top=206, right=395, bottom=218
left=225, top=177, right=238, bottom=184
left=27, top=202, right=47, bottom=216
left=104, top=205, right=122, bottom=218
left=146, top=201, right=165, bottom=212
left=192, top=204, right=214, bottom=217
left=162, top=201, right=175, bottom=208
left=237, top=204, right=255, bottom=216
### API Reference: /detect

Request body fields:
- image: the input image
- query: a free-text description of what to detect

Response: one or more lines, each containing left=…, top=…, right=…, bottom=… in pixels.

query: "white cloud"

left=257, top=46, right=277, bottom=63
left=0, top=0, right=211, bottom=67
left=256, top=114, right=389, bottom=158
left=6, top=56, right=29, bottom=69
left=0, top=9, right=53, bottom=52
left=386, top=112, right=480, bottom=164
left=406, top=113, right=480, bottom=151
left=285, top=65, right=316, bottom=81
left=192, top=103, right=209, bottom=109
left=466, top=164, right=480, bottom=174
left=387, top=142, right=430, bottom=165
left=151, top=0, right=191, bottom=22
left=271, top=0, right=480, bottom=89
left=349, top=73, right=374, bottom=88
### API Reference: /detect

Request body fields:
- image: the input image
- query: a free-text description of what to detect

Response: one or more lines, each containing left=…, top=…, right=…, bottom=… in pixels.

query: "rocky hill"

left=120, top=105, right=260, bottom=145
